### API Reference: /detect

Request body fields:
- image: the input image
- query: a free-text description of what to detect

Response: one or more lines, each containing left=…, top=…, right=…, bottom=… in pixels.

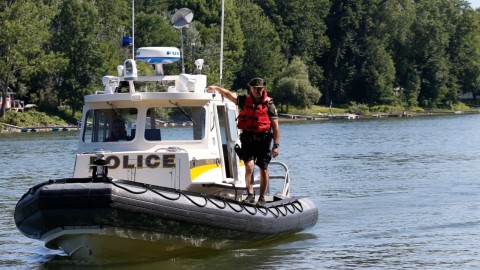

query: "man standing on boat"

left=207, top=78, right=280, bottom=206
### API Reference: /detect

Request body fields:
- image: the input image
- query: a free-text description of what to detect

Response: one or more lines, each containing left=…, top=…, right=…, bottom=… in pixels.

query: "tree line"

left=2, top=0, right=480, bottom=118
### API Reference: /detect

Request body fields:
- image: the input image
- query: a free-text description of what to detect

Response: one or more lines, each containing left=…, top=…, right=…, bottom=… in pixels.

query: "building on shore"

left=1, top=88, right=25, bottom=112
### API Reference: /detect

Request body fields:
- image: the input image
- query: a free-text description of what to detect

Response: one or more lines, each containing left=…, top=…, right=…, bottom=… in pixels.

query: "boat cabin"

left=75, top=47, right=245, bottom=197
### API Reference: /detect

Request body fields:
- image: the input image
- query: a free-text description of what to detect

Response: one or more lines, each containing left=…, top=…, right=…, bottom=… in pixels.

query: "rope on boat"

left=148, top=186, right=182, bottom=200
left=292, top=200, right=304, bottom=212
left=178, top=190, right=208, bottom=207
left=205, top=196, right=227, bottom=209
left=242, top=203, right=258, bottom=215
left=110, top=180, right=149, bottom=195
left=276, top=205, right=287, bottom=217
left=226, top=201, right=245, bottom=213
left=266, top=206, right=279, bottom=218
left=257, top=206, right=268, bottom=216
left=285, top=203, right=295, bottom=214
left=110, top=179, right=304, bottom=218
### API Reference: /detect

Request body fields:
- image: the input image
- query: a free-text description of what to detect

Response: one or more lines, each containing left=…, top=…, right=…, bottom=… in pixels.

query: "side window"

left=226, top=106, right=238, bottom=141
left=217, top=105, right=227, bottom=144
left=216, top=105, right=238, bottom=142
left=145, top=106, right=205, bottom=141
left=82, top=108, right=137, bottom=142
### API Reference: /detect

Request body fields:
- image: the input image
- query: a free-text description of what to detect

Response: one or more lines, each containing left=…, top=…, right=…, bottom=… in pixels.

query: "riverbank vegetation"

left=1, top=108, right=79, bottom=129
left=2, top=0, right=480, bottom=121
left=286, top=102, right=474, bottom=117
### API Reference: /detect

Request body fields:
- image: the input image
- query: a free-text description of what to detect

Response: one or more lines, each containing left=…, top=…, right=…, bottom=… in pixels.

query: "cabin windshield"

left=145, top=105, right=205, bottom=141
left=82, top=108, right=138, bottom=143
left=82, top=105, right=206, bottom=143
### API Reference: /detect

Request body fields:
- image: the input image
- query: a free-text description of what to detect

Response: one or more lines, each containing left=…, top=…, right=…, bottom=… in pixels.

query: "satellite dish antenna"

left=171, top=8, right=193, bottom=29
left=171, top=8, right=194, bottom=74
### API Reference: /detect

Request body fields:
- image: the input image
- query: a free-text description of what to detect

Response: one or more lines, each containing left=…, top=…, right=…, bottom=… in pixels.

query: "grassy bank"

left=0, top=109, right=79, bottom=131
left=284, top=103, right=477, bottom=117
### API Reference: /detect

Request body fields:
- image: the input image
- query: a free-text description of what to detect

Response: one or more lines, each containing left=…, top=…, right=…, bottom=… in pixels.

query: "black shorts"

left=239, top=137, right=272, bottom=169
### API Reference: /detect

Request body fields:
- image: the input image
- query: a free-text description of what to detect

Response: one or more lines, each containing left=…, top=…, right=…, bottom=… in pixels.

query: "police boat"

left=13, top=47, right=318, bottom=261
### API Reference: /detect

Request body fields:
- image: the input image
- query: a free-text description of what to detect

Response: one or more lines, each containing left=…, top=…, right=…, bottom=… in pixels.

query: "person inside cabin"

left=207, top=78, right=280, bottom=206
left=105, top=118, right=131, bottom=142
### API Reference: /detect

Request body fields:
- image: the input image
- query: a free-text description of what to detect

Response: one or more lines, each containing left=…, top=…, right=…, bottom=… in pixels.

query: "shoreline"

left=1, top=109, right=479, bottom=133
left=0, top=123, right=79, bottom=133
left=278, top=109, right=480, bottom=121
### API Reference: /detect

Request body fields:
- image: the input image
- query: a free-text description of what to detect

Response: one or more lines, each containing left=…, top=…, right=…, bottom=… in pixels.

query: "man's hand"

left=206, top=85, right=238, bottom=104
left=272, top=147, right=279, bottom=158
left=206, top=85, right=217, bottom=93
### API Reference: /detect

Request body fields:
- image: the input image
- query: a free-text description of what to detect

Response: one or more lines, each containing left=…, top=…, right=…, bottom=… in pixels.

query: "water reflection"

left=35, top=233, right=318, bottom=270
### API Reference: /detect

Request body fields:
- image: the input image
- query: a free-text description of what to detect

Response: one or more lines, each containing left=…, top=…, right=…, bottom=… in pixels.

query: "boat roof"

left=85, top=91, right=215, bottom=104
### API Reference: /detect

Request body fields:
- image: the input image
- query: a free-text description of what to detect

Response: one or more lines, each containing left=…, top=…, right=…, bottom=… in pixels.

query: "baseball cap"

left=248, top=77, right=266, bottom=87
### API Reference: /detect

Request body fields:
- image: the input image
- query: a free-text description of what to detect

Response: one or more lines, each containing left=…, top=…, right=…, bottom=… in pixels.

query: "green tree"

left=323, top=0, right=399, bottom=106
left=0, top=0, right=55, bottom=117
left=168, top=0, right=244, bottom=88
left=234, top=0, right=283, bottom=90
left=95, top=0, right=131, bottom=67
left=135, top=0, right=169, bottom=14
left=389, top=0, right=418, bottom=107
left=410, top=0, right=455, bottom=108
left=52, top=0, right=111, bottom=117
left=273, top=57, right=321, bottom=112
left=352, top=40, right=395, bottom=104
left=278, top=0, right=330, bottom=92
left=5, top=0, right=480, bottom=118
left=448, top=3, right=480, bottom=102
left=322, top=0, right=364, bottom=105
left=253, top=0, right=330, bottom=96
left=134, top=12, right=179, bottom=48
left=21, top=52, right=68, bottom=107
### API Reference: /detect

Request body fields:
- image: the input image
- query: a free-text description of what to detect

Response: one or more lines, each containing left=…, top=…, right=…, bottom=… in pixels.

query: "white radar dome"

left=135, top=47, right=181, bottom=64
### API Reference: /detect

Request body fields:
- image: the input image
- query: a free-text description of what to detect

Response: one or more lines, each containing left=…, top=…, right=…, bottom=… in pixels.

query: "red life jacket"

left=237, top=91, right=272, bottom=133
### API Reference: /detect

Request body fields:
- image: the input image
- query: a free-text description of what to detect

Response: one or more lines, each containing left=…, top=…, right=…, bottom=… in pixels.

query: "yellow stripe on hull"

left=190, top=164, right=219, bottom=181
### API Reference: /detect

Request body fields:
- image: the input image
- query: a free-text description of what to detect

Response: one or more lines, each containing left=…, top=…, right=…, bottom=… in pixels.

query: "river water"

left=1, top=114, right=479, bottom=269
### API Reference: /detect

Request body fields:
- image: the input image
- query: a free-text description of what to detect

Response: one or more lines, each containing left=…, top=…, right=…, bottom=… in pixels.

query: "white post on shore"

left=219, top=0, right=225, bottom=86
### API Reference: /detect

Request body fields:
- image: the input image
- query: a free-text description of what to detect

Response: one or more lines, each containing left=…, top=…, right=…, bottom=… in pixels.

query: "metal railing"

left=267, top=161, right=290, bottom=197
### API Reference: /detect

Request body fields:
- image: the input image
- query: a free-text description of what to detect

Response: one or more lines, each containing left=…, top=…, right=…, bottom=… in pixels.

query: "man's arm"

left=271, top=118, right=280, bottom=157
left=207, top=85, right=238, bottom=104
left=267, top=100, right=280, bottom=156
left=271, top=119, right=280, bottom=145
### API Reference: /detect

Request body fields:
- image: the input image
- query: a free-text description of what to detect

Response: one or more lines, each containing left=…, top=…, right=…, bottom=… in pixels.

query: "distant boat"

left=330, top=113, right=359, bottom=119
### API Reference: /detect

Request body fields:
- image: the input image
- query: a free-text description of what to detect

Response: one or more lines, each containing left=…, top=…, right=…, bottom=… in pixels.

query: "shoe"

left=243, top=194, right=255, bottom=204
left=256, top=196, right=266, bottom=206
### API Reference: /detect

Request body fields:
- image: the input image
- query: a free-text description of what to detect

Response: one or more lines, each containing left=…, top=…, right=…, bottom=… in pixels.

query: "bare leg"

left=259, top=168, right=269, bottom=197
left=245, top=160, right=255, bottom=194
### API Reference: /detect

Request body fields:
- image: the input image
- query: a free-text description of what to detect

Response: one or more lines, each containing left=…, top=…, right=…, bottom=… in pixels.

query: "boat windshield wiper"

left=107, top=102, right=123, bottom=120
left=169, top=100, right=197, bottom=126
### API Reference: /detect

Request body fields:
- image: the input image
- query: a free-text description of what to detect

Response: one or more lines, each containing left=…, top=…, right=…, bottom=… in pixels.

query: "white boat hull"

left=43, top=226, right=252, bottom=261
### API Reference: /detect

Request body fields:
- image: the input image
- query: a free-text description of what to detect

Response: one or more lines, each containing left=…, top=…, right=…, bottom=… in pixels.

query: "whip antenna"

left=220, top=0, right=225, bottom=86
left=132, top=0, right=135, bottom=59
